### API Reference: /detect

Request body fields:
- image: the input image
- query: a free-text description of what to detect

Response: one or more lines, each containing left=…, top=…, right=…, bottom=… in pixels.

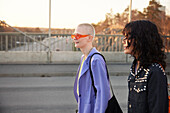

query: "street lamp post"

left=129, top=0, right=132, bottom=22
left=49, top=0, right=51, bottom=38
left=48, top=0, right=51, bottom=63
left=49, top=0, right=51, bottom=50
left=126, top=0, right=132, bottom=62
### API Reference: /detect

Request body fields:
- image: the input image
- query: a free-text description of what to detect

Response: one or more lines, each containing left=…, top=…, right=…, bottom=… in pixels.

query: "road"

left=0, top=63, right=169, bottom=77
left=0, top=63, right=132, bottom=77
left=0, top=76, right=128, bottom=113
left=0, top=63, right=169, bottom=113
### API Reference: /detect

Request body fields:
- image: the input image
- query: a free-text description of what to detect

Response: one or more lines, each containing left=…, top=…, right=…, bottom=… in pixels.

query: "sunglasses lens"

left=71, top=34, right=89, bottom=40
left=71, top=34, right=80, bottom=39
left=71, top=35, right=75, bottom=39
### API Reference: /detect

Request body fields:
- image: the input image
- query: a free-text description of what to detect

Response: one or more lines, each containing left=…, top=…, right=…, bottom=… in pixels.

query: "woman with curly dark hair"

left=122, top=20, right=168, bottom=113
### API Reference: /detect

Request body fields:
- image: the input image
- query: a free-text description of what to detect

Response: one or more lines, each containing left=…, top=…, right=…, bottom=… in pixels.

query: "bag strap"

left=89, top=53, right=114, bottom=96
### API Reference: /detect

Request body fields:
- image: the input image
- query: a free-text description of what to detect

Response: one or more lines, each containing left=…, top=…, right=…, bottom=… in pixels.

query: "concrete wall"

left=0, top=51, right=48, bottom=64
left=0, top=51, right=133, bottom=64
left=0, top=51, right=169, bottom=64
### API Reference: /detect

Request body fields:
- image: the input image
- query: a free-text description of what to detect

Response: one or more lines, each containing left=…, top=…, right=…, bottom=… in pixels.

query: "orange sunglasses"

left=71, top=34, right=90, bottom=40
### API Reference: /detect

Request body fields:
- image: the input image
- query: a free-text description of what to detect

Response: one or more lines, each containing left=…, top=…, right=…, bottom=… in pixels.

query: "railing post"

left=163, top=37, right=166, bottom=52
left=126, top=54, right=128, bottom=63
left=10, top=36, right=12, bottom=50
left=167, top=37, right=169, bottom=53
left=47, top=50, right=51, bottom=63
left=0, top=35, right=2, bottom=51
left=5, top=35, right=8, bottom=51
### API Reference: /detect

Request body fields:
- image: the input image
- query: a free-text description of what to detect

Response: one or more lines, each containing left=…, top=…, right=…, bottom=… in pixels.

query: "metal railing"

left=0, top=33, right=74, bottom=51
left=0, top=32, right=169, bottom=52
left=94, top=34, right=124, bottom=52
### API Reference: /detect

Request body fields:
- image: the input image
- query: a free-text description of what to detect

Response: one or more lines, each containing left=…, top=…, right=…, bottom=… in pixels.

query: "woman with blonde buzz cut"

left=72, top=23, right=111, bottom=113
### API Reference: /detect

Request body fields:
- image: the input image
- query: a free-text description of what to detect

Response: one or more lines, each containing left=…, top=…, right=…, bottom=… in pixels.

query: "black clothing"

left=128, top=60, right=169, bottom=113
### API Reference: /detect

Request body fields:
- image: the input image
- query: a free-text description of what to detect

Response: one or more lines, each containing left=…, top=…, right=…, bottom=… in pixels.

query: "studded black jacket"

left=128, top=60, right=169, bottom=113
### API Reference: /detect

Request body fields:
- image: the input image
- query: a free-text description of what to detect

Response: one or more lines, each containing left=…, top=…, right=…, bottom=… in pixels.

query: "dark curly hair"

left=122, top=20, right=166, bottom=69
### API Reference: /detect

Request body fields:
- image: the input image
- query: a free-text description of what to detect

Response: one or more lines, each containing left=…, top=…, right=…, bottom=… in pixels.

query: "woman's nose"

left=123, top=40, right=128, bottom=47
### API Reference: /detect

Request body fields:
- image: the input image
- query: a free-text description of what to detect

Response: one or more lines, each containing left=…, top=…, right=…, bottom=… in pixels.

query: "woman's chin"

left=75, top=44, right=80, bottom=48
left=124, top=50, right=131, bottom=54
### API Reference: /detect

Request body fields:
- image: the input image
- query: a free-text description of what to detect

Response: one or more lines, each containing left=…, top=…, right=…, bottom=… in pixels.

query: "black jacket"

left=128, top=60, right=169, bottom=113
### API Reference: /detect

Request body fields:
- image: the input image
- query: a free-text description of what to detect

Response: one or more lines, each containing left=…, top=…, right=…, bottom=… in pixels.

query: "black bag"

left=89, top=53, right=123, bottom=113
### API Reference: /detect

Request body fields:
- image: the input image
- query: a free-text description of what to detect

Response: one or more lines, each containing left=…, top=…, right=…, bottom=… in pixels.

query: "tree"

left=113, top=13, right=121, bottom=25
left=92, top=9, right=115, bottom=34
left=105, top=9, right=114, bottom=26
left=142, top=0, right=165, bottom=32
left=93, top=0, right=170, bottom=35
left=0, top=21, right=15, bottom=32
left=164, top=16, right=170, bottom=35
left=0, top=21, right=8, bottom=32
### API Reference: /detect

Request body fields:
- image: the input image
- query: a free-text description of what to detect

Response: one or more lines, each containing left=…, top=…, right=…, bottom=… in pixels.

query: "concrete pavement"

left=0, top=76, right=169, bottom=113
left=0, top=63, right=169, bottom=113
left=0, top=63, right=169, bottom=77
left=0, top=76, right=128, bottom=113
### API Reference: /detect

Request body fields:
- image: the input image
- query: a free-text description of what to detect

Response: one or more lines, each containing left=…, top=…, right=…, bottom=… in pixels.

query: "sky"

left=1, top=0, right=170, bottom=29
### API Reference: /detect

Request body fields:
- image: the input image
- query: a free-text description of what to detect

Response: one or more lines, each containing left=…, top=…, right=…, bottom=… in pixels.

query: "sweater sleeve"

left=147, top=66, right=169, bottom=113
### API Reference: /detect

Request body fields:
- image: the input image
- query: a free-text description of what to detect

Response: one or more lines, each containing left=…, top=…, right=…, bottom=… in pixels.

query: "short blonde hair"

left=77, top=23, right=95, bottom=38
